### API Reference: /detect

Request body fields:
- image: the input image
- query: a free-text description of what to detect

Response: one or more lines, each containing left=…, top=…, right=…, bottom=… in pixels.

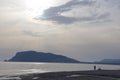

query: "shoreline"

left=1, top=70, right=120, bottom=80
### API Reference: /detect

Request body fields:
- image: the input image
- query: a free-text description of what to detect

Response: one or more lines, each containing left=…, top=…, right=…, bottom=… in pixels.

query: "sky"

left=0, top=0, right=120, bottom=61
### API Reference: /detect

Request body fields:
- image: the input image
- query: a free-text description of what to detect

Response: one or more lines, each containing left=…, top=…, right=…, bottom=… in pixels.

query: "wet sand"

left=19, top=70, right=120, bottom=80
left=1, top=70, right=120, bottom=80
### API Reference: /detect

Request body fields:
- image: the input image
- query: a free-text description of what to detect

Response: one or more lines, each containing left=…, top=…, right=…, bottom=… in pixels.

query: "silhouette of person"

left=94, top=66, right=96, bottom=70
left=98, top=67, right=102, bottom=70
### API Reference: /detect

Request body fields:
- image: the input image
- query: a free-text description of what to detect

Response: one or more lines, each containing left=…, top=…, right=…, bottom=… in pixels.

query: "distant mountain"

left=94, top=59, right=120, bottom=65
left=7, top=51, right=80, bottom=63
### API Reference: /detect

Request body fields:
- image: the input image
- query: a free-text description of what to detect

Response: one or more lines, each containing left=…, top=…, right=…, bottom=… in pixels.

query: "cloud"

left=36, top=0, right=98, bottom=24
left=22, top=28, right=57, bottom=37
left=35, top=0, right=112, bottom=24
left=23, top=30, right=42, bottom=37
left=79, top=13, right=111, bottom=23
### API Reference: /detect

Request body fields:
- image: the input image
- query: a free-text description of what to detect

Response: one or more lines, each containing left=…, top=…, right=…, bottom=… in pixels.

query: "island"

left=6, top=51, right=120, bottom=64
left=7, top=51, right=80, bottom=63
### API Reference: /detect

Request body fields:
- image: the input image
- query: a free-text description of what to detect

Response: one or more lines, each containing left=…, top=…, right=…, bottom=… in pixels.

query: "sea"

left=0, top=62, right=120, bottom=76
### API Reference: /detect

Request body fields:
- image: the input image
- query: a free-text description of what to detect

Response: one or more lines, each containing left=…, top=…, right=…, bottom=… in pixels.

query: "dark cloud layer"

left=36, top=0, right=97, bottom=24
left=35, top=0, right=111, bottom=24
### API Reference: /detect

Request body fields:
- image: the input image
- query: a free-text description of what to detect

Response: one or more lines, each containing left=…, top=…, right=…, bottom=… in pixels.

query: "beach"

left=1, top=70, right=120, bottom=80
left=0, top=62, right=120, bottom=80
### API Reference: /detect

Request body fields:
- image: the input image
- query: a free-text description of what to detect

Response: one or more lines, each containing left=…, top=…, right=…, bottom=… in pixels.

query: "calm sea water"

left=0, top=62, right=120, bottom=76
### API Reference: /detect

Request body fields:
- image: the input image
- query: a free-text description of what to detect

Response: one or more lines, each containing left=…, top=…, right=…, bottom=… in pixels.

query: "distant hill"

left=7, top=51, right=80, bottom=63
left=94, top=59, right=120, bottom=65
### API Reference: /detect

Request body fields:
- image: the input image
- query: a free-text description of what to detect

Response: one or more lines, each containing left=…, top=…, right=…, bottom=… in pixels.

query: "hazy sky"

left=0, top=0, right=120, bottom=61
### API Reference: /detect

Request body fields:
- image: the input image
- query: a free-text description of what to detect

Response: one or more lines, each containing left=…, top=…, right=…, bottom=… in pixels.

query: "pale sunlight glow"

left=24, top=0, right=53, bottom=17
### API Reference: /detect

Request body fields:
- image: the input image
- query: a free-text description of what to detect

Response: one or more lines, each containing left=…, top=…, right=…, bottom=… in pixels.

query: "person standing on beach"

left=94, top=66, right=96, bottom=70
